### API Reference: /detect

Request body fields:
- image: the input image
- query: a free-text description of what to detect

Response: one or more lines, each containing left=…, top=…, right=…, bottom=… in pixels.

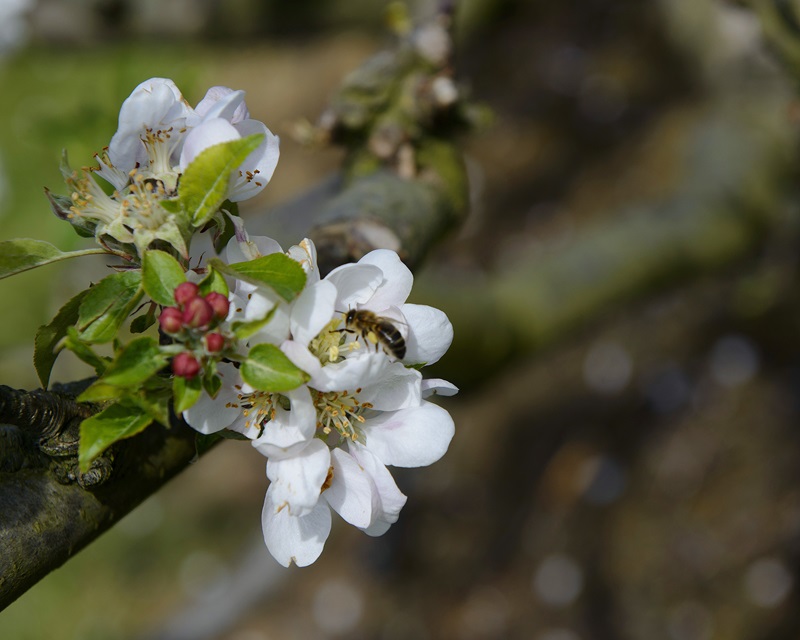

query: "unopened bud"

left=172, top=352, right=201, bottom=379
left=205, top=292, right=230, bottom=320
left=205, top=332, right=225, bottom=353
left=182, top=297, right=214, bottom=329
left=158, top=307, right=183, bottom=334
left=174, top=282, right=199, bottom=307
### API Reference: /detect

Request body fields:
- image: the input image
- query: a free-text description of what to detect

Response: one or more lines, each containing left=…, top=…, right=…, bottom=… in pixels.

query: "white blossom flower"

left=107, top=77, right=193, bottom=191
left=181, top=234, right=457, bottom=567
left=323, top=249, right=454, bottom=366
left=180, top=87, right=280, bottom=202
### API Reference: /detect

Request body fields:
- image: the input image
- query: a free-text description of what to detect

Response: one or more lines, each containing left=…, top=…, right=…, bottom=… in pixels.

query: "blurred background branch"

left=4, top=0, right=800, bottom=638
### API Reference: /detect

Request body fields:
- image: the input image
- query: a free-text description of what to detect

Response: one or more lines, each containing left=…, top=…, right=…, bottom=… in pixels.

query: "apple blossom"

left=182, top=235, right=457, bottom=567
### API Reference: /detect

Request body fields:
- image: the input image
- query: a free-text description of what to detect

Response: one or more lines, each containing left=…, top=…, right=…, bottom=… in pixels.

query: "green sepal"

left=63, top=327, right=110, bottom=374
left=197, top=266, right=229, bottom=297
left=212, top=204, right=239, bottom=254
left=79, top=402, right=153, bottom=472
left=241, top=343, right=310, bottom=392
left=142, top=249, right=187, bottom=306
left=45, top=188, right=95, bottom=238
left=77, top=271, right=144, bottom=343
left=194, top=432, right=224, bottom=458
left=130, top=304, right=157, bottom=334
left=0, top=239, right=107, bottom=280
left=202, top=367, right=222, bottom=398
left=34, top=288, right=90, bottom=388
left=173, top=375, right=203, bottom=413
left=208, top=254, right=306, bottom=303
left=179, top=134, right=265, bottom=229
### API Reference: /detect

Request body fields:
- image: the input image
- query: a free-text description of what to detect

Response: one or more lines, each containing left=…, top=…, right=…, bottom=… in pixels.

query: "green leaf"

left=0, top=239, right=107, bottom=280
left=174, top=375, right=203, bottom=413
left=179, top=134, right=264, bottom=228
left=159, top=198, right=182, bottom=214
left=142, top=249, right=186, bottom=306
left=208, top=254, right=306, bottom=303
left=197, top=266, right=229, bottom=297
left=79, top=403, right=153, bottom=472
left=77, top=271, right=144, bottom=343
left=77, top=381, right=125, bottom=403
left=127, top=391, right=171, bottom=426
left=241, top=343, right=310, bottom=392
left=63, top=327, right=110, bottom=374
left=101, top=337, right=169, bottom=388
left=34, top=288, right=90, bottom=388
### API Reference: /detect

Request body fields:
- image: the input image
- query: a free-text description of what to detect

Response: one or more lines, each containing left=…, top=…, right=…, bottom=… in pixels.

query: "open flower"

left=181, top=234, right=457, bottom=567
left=256, top=349, right=455, bottom=566
left=107, top=77, right=193, bottom=192
left=324, top=249, right=454, bottom=366
left=180, top=87, right=280, bottom=202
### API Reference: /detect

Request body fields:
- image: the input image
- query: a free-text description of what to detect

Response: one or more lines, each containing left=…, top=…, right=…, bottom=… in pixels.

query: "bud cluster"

left=159, top=282, right=232, bottom=379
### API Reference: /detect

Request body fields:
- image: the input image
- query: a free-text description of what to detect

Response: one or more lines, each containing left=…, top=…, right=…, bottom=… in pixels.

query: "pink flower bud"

left=205, top=292, right=230, bottom=320
left=158, top=306, right=183, bottom=334
left=172, top=352, right=201, bottom=379
left=205, top=332, right=225, bottom=353
left=174, top=282, right=200, bottom=307
left=182, top=297, right=214, bottom=329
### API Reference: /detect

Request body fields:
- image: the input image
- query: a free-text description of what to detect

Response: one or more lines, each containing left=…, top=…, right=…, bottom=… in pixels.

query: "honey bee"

left=344, top=309, right=406, bottom=360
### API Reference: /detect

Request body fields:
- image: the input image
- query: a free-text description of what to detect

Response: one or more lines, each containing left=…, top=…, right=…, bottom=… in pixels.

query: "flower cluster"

left=13, top=76, right=457, bottom=569
left=159, top=282, right=231, bottom=379
left=61, top=78, right=279, bottom=259
left=182, top=232, right=457, bottom=566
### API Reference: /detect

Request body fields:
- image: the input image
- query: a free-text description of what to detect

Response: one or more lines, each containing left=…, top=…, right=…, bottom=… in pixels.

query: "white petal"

left=421, top=378, right=459, bottom=397
left=224, top=230, right=283, bottom=263
left=182, top=384, right=240, bottom=435
left=280, top=340, right=323, bottom=380
left=228, top=119, right=280, bottom=202
left=358, top=359, right=421, bottom=411
left=253, top=386, right=317, bottom=459
left=348, top=442, right=407, bottom=535
left=362, top=401, right=455, bottom=468
left=400, top=304, right=453, bottom=366
left=324, top=263, right=383, bottom=311
left=262, top=486, right=331, bottom=567
left=362, top=519, right=392, bottom=537
left=182, top=362, right=242, bottom=435
left=244, top=291, right=291, bottom=345
left=266, top=439, right=330, bottom=517
left=286, top=238, right=320, bottom=284
left=358, top=250, right=413, bottom=311
left=323, top=448, right=376, bottom=529
left=195, top=87, right=248, bottom=123
left=243, top=290, right=276, bottom=321
left=312, top=351, right=421, bottom=411
left=110, top=78, right=190, bottom=171
left=179, top=118, right=239, bottom=169
left=290, top=279, right=337, bottom=346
